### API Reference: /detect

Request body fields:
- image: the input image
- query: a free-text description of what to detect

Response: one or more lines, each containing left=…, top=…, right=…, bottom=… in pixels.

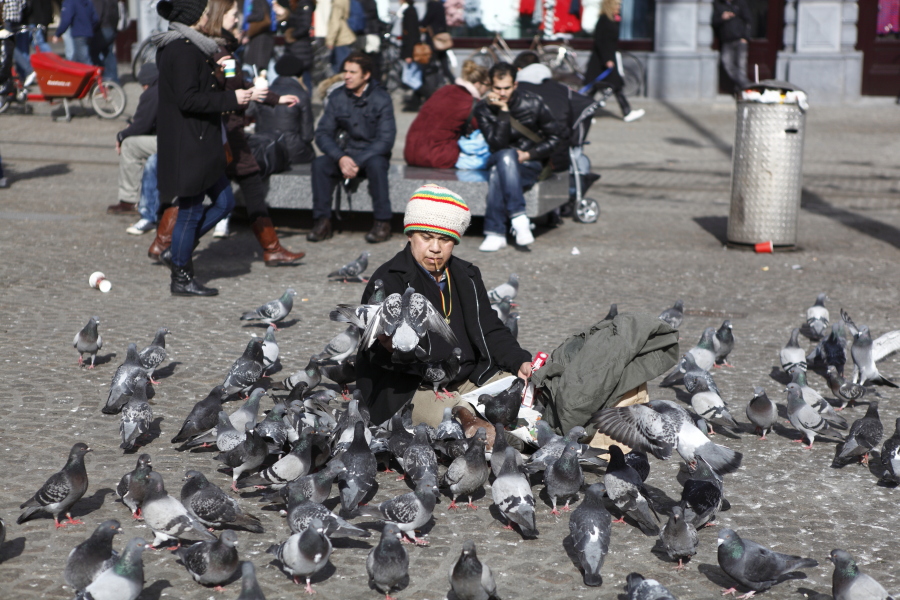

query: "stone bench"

left=262, top=164, right=570, bottom=218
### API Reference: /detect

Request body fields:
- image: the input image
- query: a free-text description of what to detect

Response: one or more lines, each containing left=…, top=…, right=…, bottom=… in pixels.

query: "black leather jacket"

left=473, top=89, right=561, bottom=162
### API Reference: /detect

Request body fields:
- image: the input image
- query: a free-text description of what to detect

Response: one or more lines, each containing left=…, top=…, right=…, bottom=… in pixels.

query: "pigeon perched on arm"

left=116, top=454, right=153, bottom=519
left=240, top=288, right=297, bottom=330
left=660, top=327, right=716, bottom=386
left=18, top=442, right=91, bottom=528
left=829, top=548, right=894, bottom=600
left=852, top=325, right=899, bottom=387
left=880, top=418, right=900, bottom=485
left=786, top=382, right=845, bottom=450
left=78, top=537, right=147, bottom=600
left=367, top=522, right=410, bottom=599
left=140, top=472, right=216, bottom=548
left=448, top=540, right=500, bottom=600
left=120, top=372, right=153, bottom=451
left=138, top=327, right=169, bottom=383
left=441, top=427, right=489, bottom=510
left=175, top=529, right=240, bottom=588
left=544, top=441, right=584, bottom=515
left=222, top=339, right=266, bottom=397
left=487, top=273, right=518, bottom=305
left=717, top=528, right=818, bottom=597
left=604, top=445, right=659, bottom=536
left=180, top=470, right=264, bottom=532
left=567, top=482, right=611, bottom=586
left=745, top=387, right=777, bottom=440
left=260, top=326, right=279, bottom=373
left=337, top=421, right=378, bottom=515
left=357, top=480, right=437, bottom=545
left=825, top=366, right=866, bottom=410
left=833, top=401, right=883, bottom=467
left=713, top=320, right=734, bottom=367
left=103, top=344, right=147, bottom=415
left=328, top=251, right=371, bottom=281
left=171, top=385, right=226, bottom=444
left=236, top=561, right=266, bottom=600
left=658, top=300, right=684, bottom=329
left=780, top=328, right=807, bottom=373
left=492, top=447, right=538, bottom=538
left=806, top=293, right=829, bottom=340
left=74, top=316, right=102, bottom=369
left=660, top=505, right=698, bottom=571
left=625, top=573, right=678, bottom=600
left=65, top=519, right=122, bottom=592
left=267, top=518, right=332, bottom=593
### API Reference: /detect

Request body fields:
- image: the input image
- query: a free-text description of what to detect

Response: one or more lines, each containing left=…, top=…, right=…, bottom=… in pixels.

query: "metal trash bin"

left=727, top=80, right=808, bottom=249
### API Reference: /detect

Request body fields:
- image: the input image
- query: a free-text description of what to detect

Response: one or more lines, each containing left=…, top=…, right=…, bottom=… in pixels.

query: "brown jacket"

left=326, top=0, right=357, bottom=47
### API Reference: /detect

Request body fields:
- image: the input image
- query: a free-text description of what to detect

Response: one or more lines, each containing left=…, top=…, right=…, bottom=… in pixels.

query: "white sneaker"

left=510, top=214, right=535, bottom=246
left=623, top=108, right=645, bottom=123
left=213, top=216, right=230, bottom=238
left=126, top=218, right=156, bottom=235
left=23, top=71, right=36, bottom=87
left=479, top=233, right=508, bottom=252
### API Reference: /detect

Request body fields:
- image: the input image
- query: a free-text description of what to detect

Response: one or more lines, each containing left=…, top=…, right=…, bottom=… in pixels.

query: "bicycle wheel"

left=131, top=38, right=157, bottom=81
left=91, top=81, right=127, bottom=119
left=619, top=51, right=644, bottom=97
left=468, top=48, right=494, bottom=70
left=540, top=45, right=579, bottom=77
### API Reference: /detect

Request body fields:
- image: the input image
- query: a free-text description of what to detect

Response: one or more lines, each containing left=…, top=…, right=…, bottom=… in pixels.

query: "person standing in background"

left=242, top=0, right=276, bottom=73
left=283, top=0, right=314, bottom=91
left=583, top=0, right=644, bottom=122
left=52, top=0, right=99, bottom=65
left=90, top=0, right=120, bottom=82
left=2, top=0, right=33, bottom=85
left=27, top=0, right=54, bottom=54
left=712, top=0, right=752, bottom=93
left=326, top=0, right=357, bottom=75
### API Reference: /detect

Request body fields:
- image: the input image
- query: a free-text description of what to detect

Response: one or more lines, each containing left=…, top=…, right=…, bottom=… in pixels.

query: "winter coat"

left=517, top=76, right=594, bottom=171
left=584, top=14, right=622, bottom=88
left=532, top=313, right=680, bottom=434
left=92, top=0, right=119, bottom=30
left=28, top=0, right=54, bottom=27
left=404, top=83, right=477, bottom=168
left=712, top=0, right=752, bottom=43
left=117, top=82, right=157, bottom=143
left=56, top=0, right=99, bottom=38
left=399, top=2, right=419, bottom=61
left=314, top=81, right=395, bottom=165
left=473, top=89, right=561, bottom=162
left=155, top=37, right=241, bottom=198
left=355, top=244, right=532, bottom=425
left=250, top=75, right=315, bottom=164
left=284, top=0, right=314, bottom=73
left=326, top=0, right=357, bottom=48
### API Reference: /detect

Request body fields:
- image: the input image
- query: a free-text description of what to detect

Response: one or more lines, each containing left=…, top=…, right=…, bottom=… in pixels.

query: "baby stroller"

left=565, top=92, right=604, bottom=224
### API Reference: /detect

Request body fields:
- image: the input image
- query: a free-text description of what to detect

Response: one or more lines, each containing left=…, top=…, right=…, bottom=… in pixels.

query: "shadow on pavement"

left=801, top=188, right=900, bottom=250
left=693, top=215, right=728, bottom=245
left=10, top=162, right=71, bottom=183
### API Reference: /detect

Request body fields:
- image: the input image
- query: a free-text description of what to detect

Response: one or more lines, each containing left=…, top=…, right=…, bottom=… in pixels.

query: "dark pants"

left=311, top=153, right=391, bottom=221
left=90, top=26, right=119, bottom=83
left=235, top=171, right=270, bottom=222
left=721, top=39, right=750, bottom=92
left=170, top=174, right=234, bottom=268
left=484, top=149, right=542, bottom=235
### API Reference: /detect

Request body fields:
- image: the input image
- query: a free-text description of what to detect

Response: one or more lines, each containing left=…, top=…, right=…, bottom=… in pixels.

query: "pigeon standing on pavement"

left=786, top=382, right=845, bottom=449
left=65, top=519, right=122, bottom=592
left=116, top=453, right=153, bottom=519
left=328, top=251, right=371, bottom=281
left=492, top=447, right=538, bottom=538
left=260, top=326, right=279, bottom=373
left=490, top=423, right=524, bottom=478
left=437, top=407, right=464, bottom=441
left=18, top=442, right=91, bottom=528
left=402, top=424, right=440, bottom=491
left=825, top=366, right=866, bottom=410
left=809, top=323, right=848, bottom=376
left=682, top=354, right=720, bottom=395
left=285, top=483, right=369, bottom=537
left=658, top=300, right=684, bottom=329
left=267, top=518, right=332, bottom=593
left=833, top=401, right=883, bottom=466
left=713, top=320, right=734, bottom=367
left=74, top=316, right=102, bottom=368
left=852, top=325, right=899, bottom=387
left=442, top=427, right=489, bottom=510
left=780, top=328, right=807, bottom=373
left=138, top=327, right=169, bottom=383
left=239, top=431, right=313, bottom=489
left=790, top=367, right=848, bottom=430
left=604, top=445, right=659, bottom=536
left=745, top=386, right=777, bottom=440
left=880, top=417, right=900, bottom=485
left=175, top=529, right=240, bottom=587
left=660, top=327, right=716, bottom=386
left=222, top=339, right=266, bottom=397
left=625, top=573, right=678, bottom=600
left=829, top=548, right=894, bottom=600
left=78, top=537, right=147, bottom=600
left=338, top=421, right=378, bottom=515
left=274, top=356, right=322, bottom=393
left=240, top=288, right=297, bottom=330
left=120, top=372, right=153, bottom=451
left=215, top=425, right=268, bottom=491
left=236, top=561, right=266, bottom=600
left=660, top=505, right=698, bottom=570
left=717, top=528, right=818, bottom=597
left=357, top=480, right=437, bottom=545
left=277, top=460, right=346, bottom=506
left=171, top=385, right=226, bottom=444
left=492, top=296, right=515, bottom=322
left=366, top=522, right=409, bottom=599
left=140, top=472, right=216, bottom=548
left=567, top=482, right=611, bottom=587
left=487, top=273, right=518, bottom=304
left=103, top=343, right=147, bottom=414
left=680, top=456, right=723, bottom=529
left=544, top=441, right=584, bottom=515
left=448, top=540, right=500, bottom=600
left=806, top=293, right=829, bottom=339
left=180, top=470, right=264, bottom=532
left=625, top=450, right=651, bottom=482
left=690, top=375, right=738, bottom=433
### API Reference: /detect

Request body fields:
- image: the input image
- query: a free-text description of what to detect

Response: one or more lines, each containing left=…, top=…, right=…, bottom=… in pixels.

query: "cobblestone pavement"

left=0, top=90, right=898, bottom=600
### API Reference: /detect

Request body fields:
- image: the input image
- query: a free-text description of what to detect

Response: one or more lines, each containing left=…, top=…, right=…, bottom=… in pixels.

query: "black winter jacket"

left=473, top=89, right=561, bottom=161
left=284, top=0, right=314, bottom=73
left=584, top=14, right=623, bottom=87
left=117, top=82, right=157, bottom=143
left=355, top=245, right=532, bottom=425
left=314, top=81, right=396, bottom=166
left=516, top=80, right=592, bottom=170
left=712, top=0, right=752, bottom=43
left=250, top=75, right=315, bottom=164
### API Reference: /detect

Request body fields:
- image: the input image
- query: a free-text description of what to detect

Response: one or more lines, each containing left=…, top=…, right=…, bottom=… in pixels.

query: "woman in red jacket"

left=404, top=60, right=488, bottom=169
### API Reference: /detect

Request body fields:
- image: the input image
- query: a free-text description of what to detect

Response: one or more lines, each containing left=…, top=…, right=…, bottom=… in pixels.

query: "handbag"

left=427, top=27, right=453, bottom=51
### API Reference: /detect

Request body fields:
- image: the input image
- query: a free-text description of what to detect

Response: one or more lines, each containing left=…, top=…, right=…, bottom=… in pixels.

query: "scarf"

left=152, top=22, right=220, bottom=57
left=455, top=77, right=481, bottom=100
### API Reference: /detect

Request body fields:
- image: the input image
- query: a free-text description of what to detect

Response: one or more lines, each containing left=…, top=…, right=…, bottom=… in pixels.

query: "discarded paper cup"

left=89, top=271, right=112, bottom=293
left=754, top=241, right=774, bottom=253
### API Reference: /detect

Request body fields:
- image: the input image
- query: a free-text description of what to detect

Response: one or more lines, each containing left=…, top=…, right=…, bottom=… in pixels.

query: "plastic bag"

left=401, top=61, right=422, bottom=90
left=455, top=130, right=490, bottom=170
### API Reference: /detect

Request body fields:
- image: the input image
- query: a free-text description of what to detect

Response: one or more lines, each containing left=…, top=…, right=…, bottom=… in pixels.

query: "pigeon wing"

left=591, top=404, right=675, bottom=460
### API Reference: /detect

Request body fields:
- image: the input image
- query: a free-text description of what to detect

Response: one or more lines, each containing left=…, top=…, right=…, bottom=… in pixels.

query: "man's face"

left=408, top=231, right=455, bottom=273
left=491, top=74, right=516, bottom=104
left=343, top=61, right=371, bottom=93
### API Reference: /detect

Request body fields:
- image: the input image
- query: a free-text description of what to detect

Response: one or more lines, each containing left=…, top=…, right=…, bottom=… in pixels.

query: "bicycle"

left=131, top=36, right=157, bottom=81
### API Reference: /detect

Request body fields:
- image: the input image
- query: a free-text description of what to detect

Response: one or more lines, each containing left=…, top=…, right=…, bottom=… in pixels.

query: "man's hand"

left=605, top=60, right=615, bottom=68
left=486, top=92, right=509, bottom=112
left=235, top=89, right=253, bottom=105
left=722, top=10, right=734, bottom=18
left=516, top=149, right=530, bottom=163
left=216, top=55, right=233, bottom=67
left=278, top=94, right=300, bottom=106
left=115, top=140, right=121, bottom=155
left=51, top=35, right=60, bottom=43
left=339, top=155, right=359, bottom=179
left=249, top=86, right=268, bottom=102
left=517, top=362, right=533, bottom=381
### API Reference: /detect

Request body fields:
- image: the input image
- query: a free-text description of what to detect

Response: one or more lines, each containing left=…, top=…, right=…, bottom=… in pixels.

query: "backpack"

left=347, top=0, right=367, bottom=34
left=247, top=132, right=290, bottom=178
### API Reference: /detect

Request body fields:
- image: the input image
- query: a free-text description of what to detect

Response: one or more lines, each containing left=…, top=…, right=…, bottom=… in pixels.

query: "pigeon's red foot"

left=550, top=508, right=561, bottom=516
left=448, top=500, right=460, bottom=510
left=721, top=588, right=738, bottom=597
left=611, top=517, right=626, bottom=524
left=395, top=475, right=406, bottom=481
left=466, top=502, right=478, bottom=510
left=65, top=516, right=84, bottom=526
left=674, top=559, right=687, bottom=571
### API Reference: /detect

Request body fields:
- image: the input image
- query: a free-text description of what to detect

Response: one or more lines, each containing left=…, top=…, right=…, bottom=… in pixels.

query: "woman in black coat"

left=584, top=0, right=645, bottom=122
left=284, top=0, right=314, bottom=91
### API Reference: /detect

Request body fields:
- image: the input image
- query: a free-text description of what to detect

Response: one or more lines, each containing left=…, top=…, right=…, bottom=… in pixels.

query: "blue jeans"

left=90, top=26, right=118, bottom=83
left=30, top=26, right=52, bottom=53
left=62, top=30, right=74, bottom=60
left=170, top=174, right=234, bottom=268
left=332, top=45, right=352, bottom=73
left=483, top=148, right=542, bottom=236
left=138, top=153, right=159, bottom=222
left=14, top=29, right=32, bottom=77
left=72, top=36, right=91, bottom=65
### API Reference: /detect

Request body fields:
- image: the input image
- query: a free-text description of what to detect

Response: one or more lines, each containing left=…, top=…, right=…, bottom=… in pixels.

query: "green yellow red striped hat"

left=403, top=184, right=471, bottom=243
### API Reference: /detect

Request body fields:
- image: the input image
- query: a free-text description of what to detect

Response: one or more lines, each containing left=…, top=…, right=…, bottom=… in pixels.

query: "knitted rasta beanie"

left=403, top=184, right=471, bottom=243
left=157, top=0, right=208, bottom=26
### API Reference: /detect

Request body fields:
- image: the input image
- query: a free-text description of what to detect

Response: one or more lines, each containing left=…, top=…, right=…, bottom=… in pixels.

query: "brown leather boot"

left=365, top=219, right=392, bottom=243
left=251, top=217, right=306, bottom=266
left=148, top=206, right=178, bottom=261
left=307, top=217, right=333, bottom=242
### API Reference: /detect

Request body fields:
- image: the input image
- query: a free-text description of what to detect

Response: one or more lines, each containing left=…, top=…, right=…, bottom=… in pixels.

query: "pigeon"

left=420, top=348, right=462, bottom=400
left=175, top=529, right=240, bottom=587
left=329, top=279, right=387, bottom=331
left=275, top=460, right=347, bottom=507
left=273, top=356, right=322, bottom=393
left=658, top=300, right=684, bottom=329
left=834, top=401, right=883, bottom=466
left=256, top=403, right=291, bottom=452
left=137, top=327, right=169, bottom=382
left=386, top=410, right=415, bottom=469
left=487, top=273, right=518, bottom=304
left=222, top=339, right=266, bottom=397
left=448, top=540, right=500, bottom=600
left=625, top=450, right=651, bottom=482
left=241, top=288, right=296, bottom=330
left=140, top=472, right=216, bottom=548
left=187, top=388, right=263, bottom=451
left=505, top=312, right=519, bottom=338
left=786, top=382, right=845, bottom=449
left=18, top=442, right=91, bottom=528
left=604, top=445, right=659, bottom=536
left=119, top=372, right=153, bottom=451
left=65, top=519, right=122, bottom=592
left=333, top=397, right=372, bottom=456
left=880, top=417, right=900, bottom=485
left=360, top=286, right=459, bottom=363
left=806, top=293, right=829, bottom=339
left=829, top=548, right=894, bottom=600
left=239, top=432, right=313, bottom=490
left=180, top=470, right=264, bottom=533
left=492, top=296, right=515, bottom=322
left=790, top=367, right=848, bottom=429
left=592, top=399, right=743, bottom=475
left=809, top=323, right=848, bottom=376
left=780, top=328, right=807, bottom=373
left=825, top=366, right=867, bottom=410
left=236, top=561, right=266, bottom=600
left=202, top=410, right=246, bottom=453
left=436, top=407, right=464, bottom=441
left=215, top=425, right=268, bottom=491
left=441, top=427, right=489, bottom=510
left=524, top=424, right=596, bottom=474
left=260, top=326, right=279, bottom=372
left=490, top=423, right=524, bottom=478
left=401, top=424, right=440, bottom=491
left=680, top=455, right=724, bottom=529
left=625, top=573, right=678, bottom=600
left=77, top=537, right=147, bottom=600
left=713, top=320, right=734, bottom=367
left=285, top=484, right=369, bottom=537
left=852, top=325, right=899, bottom=387
left=116, top=454, right=152, bottom=519
left=660, top=327, right=716, bottom=386
left=357, top=480, right=437, bottom=545
left=267, top=518, right=332, bottom=593
left=690, top=375, right=738, bottom=433
left=492, top=446, right=538, bottom=538
left=603, top=303, right=618, bottom=321
left=717, top=528, right=818, bottom=597
left=682, top=354, right=720, bottom=395
left=660, top=505, right=698, bottom=570
left=337, top=421, right=378, bottom=515
left=315, top=325, right=360, bottom=363
left=567, top=482, right=611, bottom=586
left=745, top=386, right=777, bottom=440
left=480, top=377, right=526, bottom=430
left=544, top=441, right=584, bottom=514
left=103, top=343, right=147, bottom=414
left=452, top=406, right=496, bottom=451
left=366, top=522, right=410, bottom=599
left=171, top=385, right=226, bottom=444
left=74, top=316, right=102, bottom=368
left=318, top=356, right=356, bottom=398
left=328, top=251, right=370, bottom=281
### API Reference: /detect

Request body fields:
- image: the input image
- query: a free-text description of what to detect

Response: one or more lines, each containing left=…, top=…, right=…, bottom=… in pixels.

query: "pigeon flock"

left=2, top=266, right=898, bottom=600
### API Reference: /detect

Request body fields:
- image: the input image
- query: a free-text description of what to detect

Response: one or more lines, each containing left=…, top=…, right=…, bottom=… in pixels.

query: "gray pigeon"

left=567, top=482, right=611, bottom=587
left=682, top=354, right=720, bottom=395
left=140, top=472, right=216, bottom=548
left=215, top=425, right=268, bottom=491
left=171, top=385, right=226, bottom=444
left=660, top=327, right=716, bottom=386
left=658, top=300, right=684, bottom=329
left=267, top=518, right=332, bottom=593
left=487, top=273, right=518, bottom=304
left=222, top=339, right=266, bottom=397
left=436, top=407, right=464, bottom=441
left=679, top=456, right=723, bottom=529
left=316, top=325, right=360, bottom=363
left=255, top=404, right=291, bottom=452
left=625, top=573, right=678, bottom=600
left=103, top=343, right=147, bottom=414
left=65, top=519, right=122, bottom=592
left=285, top=484, right=369, bottom=538
left=808, top=323, right=848, bottom=376
left=786, top=382, right=845, bottom=449
left=401, top=424, right=439, bottom=492
left=175, top=529, right=240, bottom=587
left=366, top=522, right=409, bottom=599
left=239, top=431, right=312, bottom=490
left=276, top=460, right=346, bottom=506
left=240, top=288, right=296, bottom=330
left=209, top=410, right=245, bottom=452
left=717, top=528, right=818, bottom=596
left=329, top=280, right=387, bottom=331
left=120, top=372, right=153, bottom=451
left=420, top=348, right=462, bottom=400
left=273, top=356, right=322, bottom=393
left=789, top=367, right=848, bottom=430
left=834, top=401, right=883, bottom=467
left=137, top=327, right=169, bottom=382
left=492, top=447, right=538, bottom=538
left=116, top=454, right=152, bottom=519
left=328, top=251, right=370, bottom=280
left=187, top=389, right=265, bottom=450
left=780, top=328, right=807, bottom=373
left=490, top=423, right=524, bottom=478
left=806, top=293, right=829, bottom=340
left=825, top=366, right=866, bottom=410
left=880, top=418, right=900, bottom=485
left=603, top=303, right=618, bottom=321
left=690, top=375, right=738, bottom=432
left=442, top=427, right=489, bottom=510
left=74, top=316, right=102, bottom=369
left=260, top=326, right=279, bottom=373
left=77, top=537, right=147, bottom=600
left=852, top=325, right=899, bottom=387
left=448, top=540, right=500, bottom=600
left=713, top=320, right=734, bottom=367
left=236, top=561, right=266, bottom=600
left=524, top=424, right=587, bottom=474
left=180, top=470, right=264, bottom=533
left=337, top=421, right=378, bottom=515
left=544, top=441, right=584, bottom=514
left=357, top=480, right=437, bottom=545
left=492, top=296, right=514, bottom=322
left=660, top=505, right=698, bottom=570
left=746, top=386, right=777, bottom=440
left=481, top=377, right=527, bottom=431
left=604, top=445, right=659, bottom=536
left=18, top=442, right=91, bottom=528
left=829, top=548, right=894, bottom=600
left=505, top=312, right=519, bottom=339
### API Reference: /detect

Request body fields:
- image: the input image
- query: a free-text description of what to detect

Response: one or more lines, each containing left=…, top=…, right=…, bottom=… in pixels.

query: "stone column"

left=646, top=0, right=719, bottom=99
